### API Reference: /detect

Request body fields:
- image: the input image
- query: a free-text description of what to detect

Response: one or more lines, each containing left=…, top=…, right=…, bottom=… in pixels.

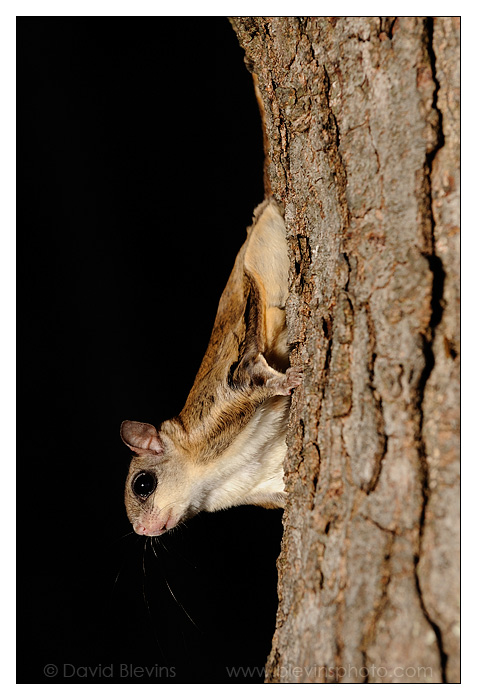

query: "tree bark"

left=230, top=17, right=460, bottom=684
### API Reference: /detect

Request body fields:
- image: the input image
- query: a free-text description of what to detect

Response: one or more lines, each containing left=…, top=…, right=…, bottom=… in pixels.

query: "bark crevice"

left=413, top=16, right=449, bottom=684
left=363, top=302, right=388, bottom=494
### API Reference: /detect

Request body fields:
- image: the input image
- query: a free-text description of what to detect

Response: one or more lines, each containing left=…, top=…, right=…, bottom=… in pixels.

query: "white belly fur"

left=197, top=395, right=289, bottom=512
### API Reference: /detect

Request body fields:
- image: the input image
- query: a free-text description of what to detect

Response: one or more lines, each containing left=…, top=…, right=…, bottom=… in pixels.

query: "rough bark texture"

left=230, top=17, right=460, bottom=684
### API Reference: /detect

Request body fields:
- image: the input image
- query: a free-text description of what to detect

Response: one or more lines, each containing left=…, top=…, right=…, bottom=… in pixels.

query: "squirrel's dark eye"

left=132, top=471, right=156, bottom=499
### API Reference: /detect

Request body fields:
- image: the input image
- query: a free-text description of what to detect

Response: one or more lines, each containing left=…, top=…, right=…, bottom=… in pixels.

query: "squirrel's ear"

left=120, top=421, right=164, bottom=456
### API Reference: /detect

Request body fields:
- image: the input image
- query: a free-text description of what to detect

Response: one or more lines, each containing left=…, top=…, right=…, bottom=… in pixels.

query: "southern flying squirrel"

left=121, top=199, right=301, bottom=536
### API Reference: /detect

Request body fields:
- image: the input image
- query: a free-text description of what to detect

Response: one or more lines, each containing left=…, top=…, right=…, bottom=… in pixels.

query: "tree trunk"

left=230, top=17, right=460, bottom=684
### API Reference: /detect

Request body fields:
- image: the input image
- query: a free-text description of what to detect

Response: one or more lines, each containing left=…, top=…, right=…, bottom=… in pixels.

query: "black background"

left=17, top=17, right=284, bottom=684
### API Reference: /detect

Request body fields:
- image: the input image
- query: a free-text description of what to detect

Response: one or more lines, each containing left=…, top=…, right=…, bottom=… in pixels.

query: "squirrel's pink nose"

left=134, top=522, right=166, bottom=536
left=134, top=508, right=180, bottom=536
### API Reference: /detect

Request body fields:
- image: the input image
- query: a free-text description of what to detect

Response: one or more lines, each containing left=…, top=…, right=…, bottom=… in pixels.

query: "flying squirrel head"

left=121, top=420, right=197, bottom=536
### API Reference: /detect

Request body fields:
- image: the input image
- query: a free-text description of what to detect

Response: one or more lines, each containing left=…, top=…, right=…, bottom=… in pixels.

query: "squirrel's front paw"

left=285, top=367, right=303, bottom=392
left=265, top=365, right=303, bottom=396
left=284, top=366, right=303, bottom=395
